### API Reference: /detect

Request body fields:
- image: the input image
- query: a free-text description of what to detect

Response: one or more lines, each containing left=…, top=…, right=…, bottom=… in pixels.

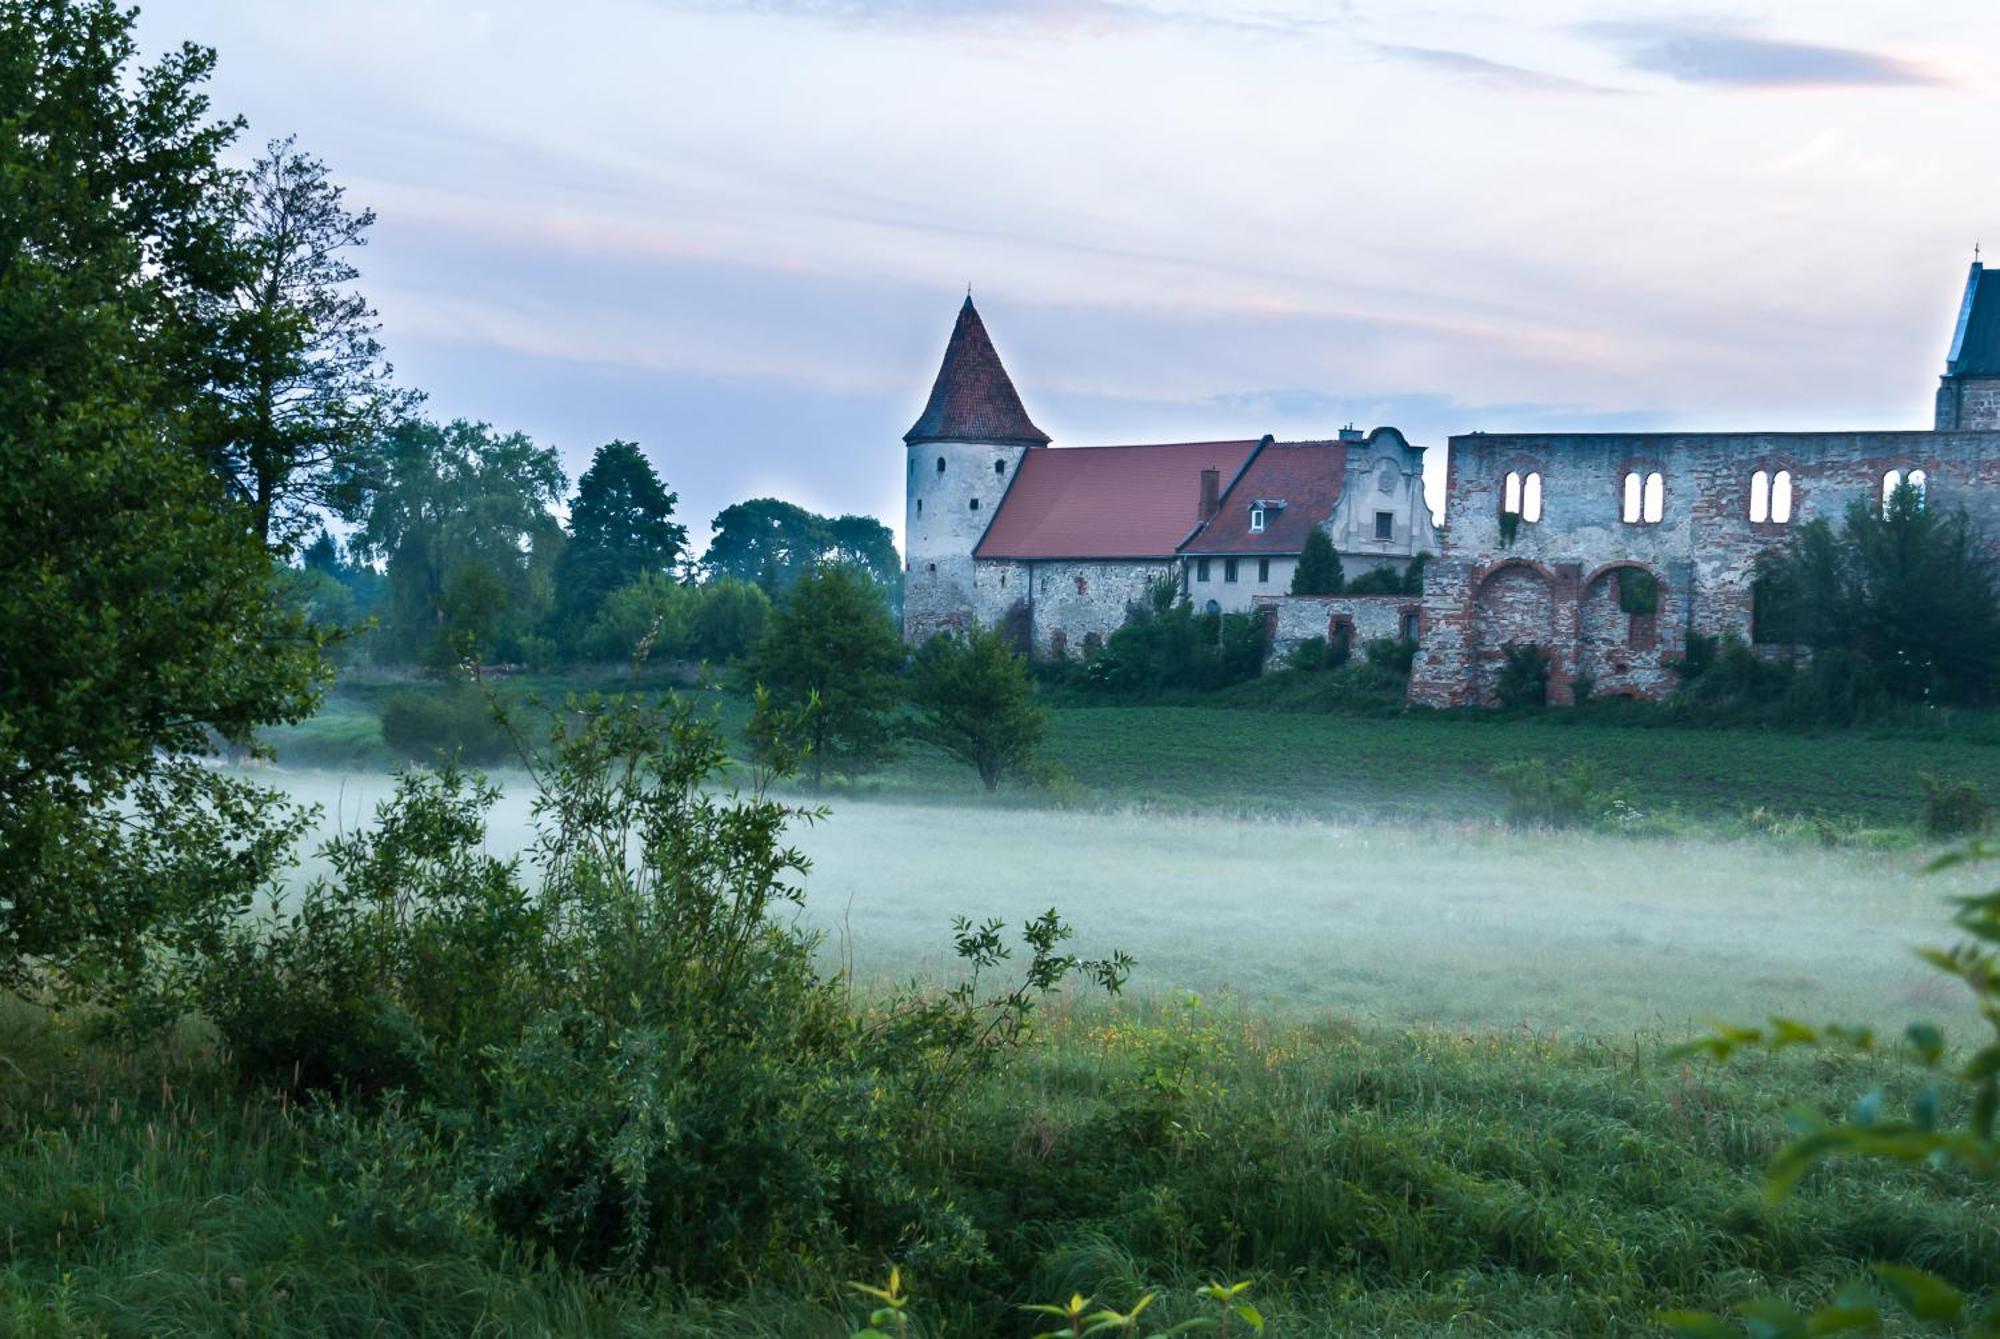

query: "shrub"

left=1494, top=642, right=1549, bottom=709
left=378, top=685, right=514, bottom=764
left=1363, top=635, right=1416, bottom=676
left=1920, top=773, right=1990, bottom=838
left=1343, top=565, right=1405, bottom=595
left=1089, top=579, right=1267, bottom=696
left=1492, top=757, right=1635, bottom=828
left=1286, top=636, right=1329, bottom=672
left=1290, top=528, right=1343, bottom=595
left=191, top=694, right=1129, bottom=1283
left=1617, top=568, right=1659, bottom=616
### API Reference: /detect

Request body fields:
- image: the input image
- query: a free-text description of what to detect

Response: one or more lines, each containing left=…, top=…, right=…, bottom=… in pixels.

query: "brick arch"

left=1468, top=559, right=1556, bottom=704
left=1578, top=561, right=1662, bottom=691
left=1741, top=457, right=1808, bottom=529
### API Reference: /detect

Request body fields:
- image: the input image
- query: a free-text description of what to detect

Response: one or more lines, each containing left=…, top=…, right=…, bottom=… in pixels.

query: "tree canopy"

left=909, top=626, right=1047, bottom=791
left=741, top=563, right=905, bottom=787
left=1755, top=483, right=2000, bottom=705
left=706, top=498, right=900, bottom=597
left=555, top=439, right=687, bottom=623
left=1291, top=526, right=1345, bottom=595
left=0, top=0, right=326, bottom=995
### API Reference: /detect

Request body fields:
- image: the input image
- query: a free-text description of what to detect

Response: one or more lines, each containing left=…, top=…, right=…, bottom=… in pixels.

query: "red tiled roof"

left=974, top=441, right=1259, bottom=560
left=904, top=297, right=1051, bottom=447
left=1180, top=441, right=1346, bottom=554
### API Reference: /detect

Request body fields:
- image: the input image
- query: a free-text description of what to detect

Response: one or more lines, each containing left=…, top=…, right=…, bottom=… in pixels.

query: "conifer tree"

left=1291, top=526, right=1345, bottom=595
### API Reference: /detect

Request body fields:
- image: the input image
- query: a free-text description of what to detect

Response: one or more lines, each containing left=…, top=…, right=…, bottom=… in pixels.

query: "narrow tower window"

left=1749, top=469, right=1770, bottom=523
left=1503, top=471, right=1522, bottom=515
left=1643, top=472, right=1664, bottom=524
left=1521, top=472, right=1543, bottom=523
left=969, top=497, right=980, bottom=510
left=994, top=459, right=1006, bottom=475
left=1909, top=468, right=1928, bottom=507
left=1621, top=472, right=1642, bottom=523
left=936, top=456, right=946, bottom=474
left=1882, top=469, right=1903, bottom=508
left=1771, top=470, right=1793, bottom=523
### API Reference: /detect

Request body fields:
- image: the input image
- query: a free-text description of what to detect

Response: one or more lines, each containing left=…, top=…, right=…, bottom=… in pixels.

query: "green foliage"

left=1755, top=482, right=2000, bottom=704
left=337, top=417, right=567, bottom=667
left=177, top=693, right=1125, bottom=1285
left=1669, top=844, right=2000, bottom=1336
left=1921, top=773, right=1991, bottom=839
left=553, top=439, right=687, bottom=628
left=378, top=684, right=514, bottom=765
left=1494, top=641, right=1550, bottom=708
left=1617, top=567, right=1659, bottom=617
left=1341, top=558, right=1425, bottom=596
left=579, top=572, right=771, bottom=666
left=1088, top=580, right=1267, bottom=696
left=1363, top=635, right=1416, bottom=676
left=1492, top=757, right=1635, bottom=829
left=0, top=0, right=328, bottom=1001
left=909, top=626, right=1049, bottom=791
left=1289, top=527, right=1343, bottom=595
left=706, top=497, right=901, bottom=605
left=1285, top=636, right=1333, bottom=672
left=741, top=563, right=907, bottom=786
left=1498, top=509, right=1521, bottom=547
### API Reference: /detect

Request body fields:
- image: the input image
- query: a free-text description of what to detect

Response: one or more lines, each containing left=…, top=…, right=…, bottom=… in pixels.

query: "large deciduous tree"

left=202, top=136, right=416, bottom=547
left=908, top=626, right=1047, bottom=791
left=555, top=440, right=687, bottom=624
left=741, top=563, right=905, bottom=787
left=339, top=418, right=566, bottom=668
left=0, top=0, right=327, bottom=998
left=706, top=498, right=900, bottom=598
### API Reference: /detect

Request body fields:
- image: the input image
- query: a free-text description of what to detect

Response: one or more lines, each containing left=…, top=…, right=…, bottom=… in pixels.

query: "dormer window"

left=1249, top=507, right=1266, bottom=533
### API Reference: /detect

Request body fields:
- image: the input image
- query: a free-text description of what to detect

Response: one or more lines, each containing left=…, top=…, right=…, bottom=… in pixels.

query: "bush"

left=378, top=685, right=514, bottom=764
left=1492, top=757, right=1635, bottom=829
left=189, top=694, right=1128, bottom=1283
left=1920, top=773, right=1990, bottom=838
left=1494, top=642, right=1549, bottom=709
left=1285, top=635, right=1330, bottom=672
left=1087, top=578, right=1267, bottom=696
left=1363, top=635, right=1416, bottom=676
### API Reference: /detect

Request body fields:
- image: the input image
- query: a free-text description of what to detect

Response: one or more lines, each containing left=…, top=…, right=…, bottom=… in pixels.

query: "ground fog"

left=261, top=768, right=1979, bottom=1038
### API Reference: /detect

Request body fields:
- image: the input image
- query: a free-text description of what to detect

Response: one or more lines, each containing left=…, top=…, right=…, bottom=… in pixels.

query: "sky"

left=142, top=0, right=2000, bottom=547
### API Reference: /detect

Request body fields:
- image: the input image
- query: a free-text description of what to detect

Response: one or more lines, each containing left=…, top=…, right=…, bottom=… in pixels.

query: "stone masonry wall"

left=1938, top=377, right=2000, bottom=431
left=1410, top=429, right=2000, bottom=707
left=1254, top=593, right=1415, bottom=666
left=970, top=558, right=1175, bottom=658
left=904, top=438, right=1031, bottom=643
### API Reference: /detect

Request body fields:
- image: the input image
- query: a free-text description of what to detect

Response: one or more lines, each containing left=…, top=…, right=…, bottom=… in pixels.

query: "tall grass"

left=5, top=995, right=1993, bottom=1336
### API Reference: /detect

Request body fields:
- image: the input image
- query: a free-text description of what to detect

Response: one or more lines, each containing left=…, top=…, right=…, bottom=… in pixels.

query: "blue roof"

left=1947, top=263, right=2000, bottom=377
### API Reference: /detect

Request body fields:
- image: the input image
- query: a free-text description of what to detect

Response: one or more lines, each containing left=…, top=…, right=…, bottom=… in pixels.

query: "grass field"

left=267, top=674, right=2000, bottom=830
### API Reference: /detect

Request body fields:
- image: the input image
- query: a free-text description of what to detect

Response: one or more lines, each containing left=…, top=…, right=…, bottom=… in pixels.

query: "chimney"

left=1199, top=467, right=1221, bottom=522
left=1338, top=423, right=1363, bottom=443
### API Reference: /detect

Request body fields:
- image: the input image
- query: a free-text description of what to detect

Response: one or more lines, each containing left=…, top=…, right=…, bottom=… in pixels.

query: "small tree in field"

left=1291, top=526, right=1344, bottom=595
left=742, top=563, right=905, bottom=787
left=909, top=626, right=1047, bottom=791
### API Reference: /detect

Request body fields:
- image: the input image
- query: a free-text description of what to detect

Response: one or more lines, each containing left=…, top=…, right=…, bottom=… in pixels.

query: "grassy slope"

left=3, top=999, right=1993, bottom=1337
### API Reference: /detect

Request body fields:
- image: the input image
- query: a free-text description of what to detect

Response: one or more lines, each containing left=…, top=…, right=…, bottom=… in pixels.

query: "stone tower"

left=902, top=297, right=1049, bottom=642
left=1937, top=260, right=2000, bottom=429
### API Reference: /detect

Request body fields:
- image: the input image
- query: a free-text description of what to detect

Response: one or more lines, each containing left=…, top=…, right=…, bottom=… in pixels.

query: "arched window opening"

left=1771, top=470, right=1794, bottom=523
left=1203, top=599, right=1220, bottom=615
left=1909, top=468, right=1928, bottom=508
left=1522, top=472, right=1543, bottom=523
left=936, top=456, right=946, bottom=474
left=1621, top=472, right=1642, bottom=523
left=1882, top=469, right=1902, bottom=508
left=1643, top=472, right=1664, bottom=524
left=1503, top=471, right=1522, bottom=515
left=916, top=498, right=923, bottom=515
left=1749, top=470, right=1770, bottom=523
left=994, top=459, right=1006, bottom=475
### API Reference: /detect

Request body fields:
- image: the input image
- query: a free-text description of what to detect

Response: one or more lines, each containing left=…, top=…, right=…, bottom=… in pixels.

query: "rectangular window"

left=1196, top=558, right=1210, bottom=582
left=1257, top=557, right=1270, bottom=583
left=1374, top=511, right=1394, bottom=540
left=1249, top=507, right=1265, bottom=533
left=1224, top=558, right=1239, bottom=583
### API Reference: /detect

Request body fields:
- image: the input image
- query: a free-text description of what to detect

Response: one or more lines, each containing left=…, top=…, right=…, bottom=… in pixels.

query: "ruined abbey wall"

left=1408, top=429, right=2000, bottom=706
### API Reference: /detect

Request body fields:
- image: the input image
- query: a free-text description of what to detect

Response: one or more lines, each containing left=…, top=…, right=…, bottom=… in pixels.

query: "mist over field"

left=262, top=766, right=1978, bottom=1038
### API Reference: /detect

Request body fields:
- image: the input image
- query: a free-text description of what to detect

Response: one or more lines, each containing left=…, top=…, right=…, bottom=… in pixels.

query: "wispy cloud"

left=1582, top=22, right=1941, bottom=90
left=1374, top=44, right=1620, bottom=95
left=661, top=0, right=1333, bottom=36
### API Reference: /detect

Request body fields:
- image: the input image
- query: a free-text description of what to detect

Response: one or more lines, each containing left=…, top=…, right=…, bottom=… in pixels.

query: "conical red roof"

left=904, top=297, right=1051, bottom=447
